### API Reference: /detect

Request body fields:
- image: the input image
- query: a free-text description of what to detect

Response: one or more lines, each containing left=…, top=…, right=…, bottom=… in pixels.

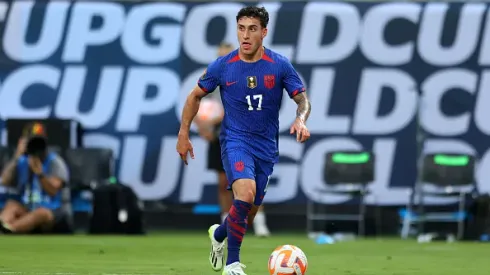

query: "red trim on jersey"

left=197, top=82, right=208, bottom=93
left=228, top=55, right=241, bottom=63
left=262, top=54, right=274, bottom=63
left=291, top=87, right=306, bottom=97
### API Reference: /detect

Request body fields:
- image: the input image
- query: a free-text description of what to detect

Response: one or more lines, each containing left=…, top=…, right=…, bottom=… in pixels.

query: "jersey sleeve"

left=282, top=59, right=306, bottom=98
left=197, top=58, right=221, bottom=93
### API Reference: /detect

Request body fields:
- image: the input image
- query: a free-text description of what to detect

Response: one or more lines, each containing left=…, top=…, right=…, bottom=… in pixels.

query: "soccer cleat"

left=222, top=262, right=247, bottom=275
left=208, top=224, right=226, bottom=271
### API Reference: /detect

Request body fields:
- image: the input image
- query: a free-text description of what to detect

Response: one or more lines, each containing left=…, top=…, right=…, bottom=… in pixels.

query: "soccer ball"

left=196, top=99, right=223, bottom=122
left=268, top=244, right=308, bottom=275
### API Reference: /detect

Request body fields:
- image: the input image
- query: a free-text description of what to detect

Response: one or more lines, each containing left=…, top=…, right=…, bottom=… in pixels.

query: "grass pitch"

left=0, top=232, right=488, bottom=275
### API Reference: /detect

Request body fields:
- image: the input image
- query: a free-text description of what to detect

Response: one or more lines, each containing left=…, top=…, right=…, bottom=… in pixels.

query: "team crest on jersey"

left=247, top=76, right=257, bottom=89
left=235, top=161, right=245, bottom=172
left=200, top=69, right=207, bottom=80
left=264, top=75, right=275, bottom=89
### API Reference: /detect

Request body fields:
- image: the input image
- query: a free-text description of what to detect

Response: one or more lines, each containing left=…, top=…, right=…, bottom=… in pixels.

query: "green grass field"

left=0, top=232, right=488, bottom=275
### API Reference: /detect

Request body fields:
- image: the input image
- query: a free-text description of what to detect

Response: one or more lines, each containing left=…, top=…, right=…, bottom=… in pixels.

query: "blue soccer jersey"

left=198, top=48, right=305, bottom=163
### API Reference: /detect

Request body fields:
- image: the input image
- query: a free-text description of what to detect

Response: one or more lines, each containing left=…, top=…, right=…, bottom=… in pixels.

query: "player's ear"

left=262, top=28, right=268, bottom=39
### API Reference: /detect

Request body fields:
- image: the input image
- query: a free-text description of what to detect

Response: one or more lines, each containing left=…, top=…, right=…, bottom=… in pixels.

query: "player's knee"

left=233, top=179, right=256, bottom=204
left=235, top=190, right=255, bottom=204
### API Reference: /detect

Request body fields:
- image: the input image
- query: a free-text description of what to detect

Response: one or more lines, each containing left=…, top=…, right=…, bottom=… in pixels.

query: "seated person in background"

left=0, top=122, right=71, bottom=234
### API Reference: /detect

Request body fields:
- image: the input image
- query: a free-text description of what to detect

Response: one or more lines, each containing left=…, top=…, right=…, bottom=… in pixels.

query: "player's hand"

left=176, top=133, right=195, bottom=165
left=290, top=118, right=310, bottom=143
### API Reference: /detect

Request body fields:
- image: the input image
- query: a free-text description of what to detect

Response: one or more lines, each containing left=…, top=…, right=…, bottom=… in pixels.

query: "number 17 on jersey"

left=246, top=94, right=263, bottom=111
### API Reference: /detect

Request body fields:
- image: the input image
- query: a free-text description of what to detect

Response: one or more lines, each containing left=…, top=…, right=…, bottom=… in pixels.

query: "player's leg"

left=218, top=171, right=232, bottom=223
left=249, top=159, right=274, bottom=237
left=208, top=172, right=229, bottom=272
left=210, top=150, right=255, bottom=274
left=208, top=171, right=231, bottom=270
left=208, top=144, right=230, bottom=272
left=226, top=178, right=255, bottom=261
left=215, top=178, right=254, bottom=275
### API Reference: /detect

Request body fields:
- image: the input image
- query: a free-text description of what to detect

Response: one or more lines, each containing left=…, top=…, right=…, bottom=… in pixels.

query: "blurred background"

left=0, top=0, right=490, bottom=244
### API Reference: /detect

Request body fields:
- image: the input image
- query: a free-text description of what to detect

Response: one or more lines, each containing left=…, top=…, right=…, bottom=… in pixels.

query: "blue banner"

left=0, top=1, right=489, bottom=205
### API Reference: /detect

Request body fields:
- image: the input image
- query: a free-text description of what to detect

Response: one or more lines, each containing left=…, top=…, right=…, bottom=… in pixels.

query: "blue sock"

left=226, top=200, right=252, bottom=265
left=214, top=218, right=228, bottom=242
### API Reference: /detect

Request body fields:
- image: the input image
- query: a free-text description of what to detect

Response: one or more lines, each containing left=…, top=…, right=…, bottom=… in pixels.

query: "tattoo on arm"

left=293, top=92, right=311, bottom=122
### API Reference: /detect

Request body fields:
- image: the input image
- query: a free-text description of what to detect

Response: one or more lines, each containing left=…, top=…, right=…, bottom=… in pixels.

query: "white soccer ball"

left=268, top=244, right=308, bottom=275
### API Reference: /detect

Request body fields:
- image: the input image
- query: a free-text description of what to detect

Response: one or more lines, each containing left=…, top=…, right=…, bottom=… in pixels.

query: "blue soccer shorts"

left=221, top=148, right=274, bottom=206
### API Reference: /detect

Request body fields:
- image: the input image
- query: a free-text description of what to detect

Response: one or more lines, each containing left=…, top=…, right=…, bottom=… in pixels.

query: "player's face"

left=237, top=17, right=267, bottom=56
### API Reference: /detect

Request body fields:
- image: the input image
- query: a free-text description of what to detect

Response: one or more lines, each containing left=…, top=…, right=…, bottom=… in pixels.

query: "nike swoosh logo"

left=226, top=81, right=237, bottom=86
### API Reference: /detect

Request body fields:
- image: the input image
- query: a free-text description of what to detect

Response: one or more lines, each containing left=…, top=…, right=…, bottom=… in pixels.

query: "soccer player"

left=196, top=42, right=272, bottom=238
left=176, top=6, right=311, bottom=275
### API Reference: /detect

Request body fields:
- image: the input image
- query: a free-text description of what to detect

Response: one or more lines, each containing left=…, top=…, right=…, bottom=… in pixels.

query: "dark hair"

left=236, top=6, right=269, bottom=28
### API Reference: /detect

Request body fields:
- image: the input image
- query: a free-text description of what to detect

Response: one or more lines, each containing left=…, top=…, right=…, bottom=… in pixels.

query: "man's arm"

left=290, top=91, right=311, bottom=143
left=37, top=156, right=68, bottom=197
left=1, top=159, right=18, bottom=186
left=179, top=85, right=209, bottom=137
left=180, top=58, right=221, bottom=136
left=282, top=59, right=310, bottom=121
left=282, top=58, right=311, bottom=143
left=2, top=139, right=27, bottom=186
left=178, top=60, right=221, bottom=163
left=292, top=92, right=311, bottom=123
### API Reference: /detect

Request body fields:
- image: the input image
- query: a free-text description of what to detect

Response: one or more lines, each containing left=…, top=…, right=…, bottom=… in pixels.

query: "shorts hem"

left=226, top=176, right=256, bottom=190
